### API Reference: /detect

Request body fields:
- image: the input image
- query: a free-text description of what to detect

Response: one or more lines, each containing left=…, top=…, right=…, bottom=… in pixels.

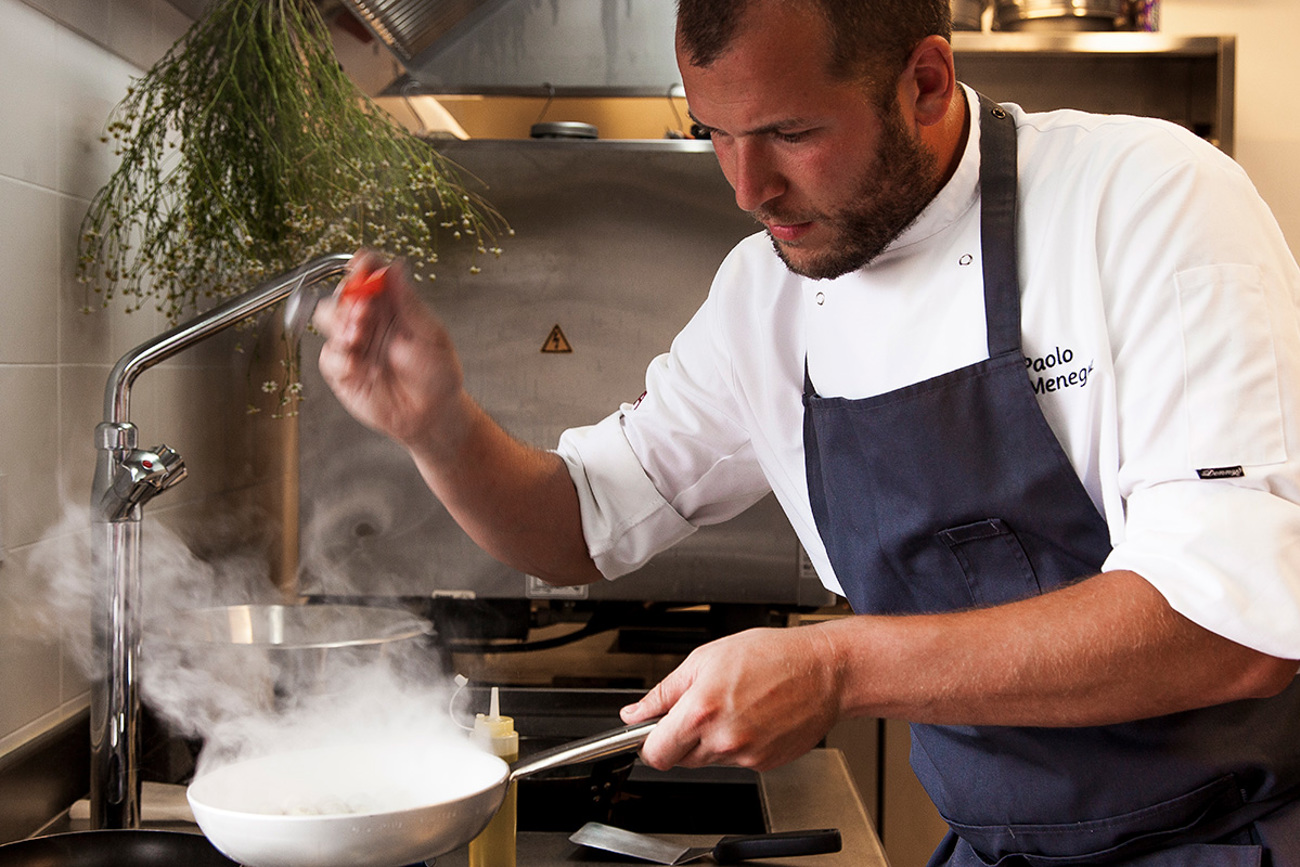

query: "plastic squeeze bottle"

left=468, top=687, right=519, bottom=867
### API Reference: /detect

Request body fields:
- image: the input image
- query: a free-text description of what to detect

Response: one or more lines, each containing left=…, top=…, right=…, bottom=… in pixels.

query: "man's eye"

left=690, top=122, right=714, bottom=140
left=775, top=130, right=811, bottom=143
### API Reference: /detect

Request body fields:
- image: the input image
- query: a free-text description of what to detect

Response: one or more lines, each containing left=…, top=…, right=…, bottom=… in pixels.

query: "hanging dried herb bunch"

left=77, top=0, right=508, bottom=414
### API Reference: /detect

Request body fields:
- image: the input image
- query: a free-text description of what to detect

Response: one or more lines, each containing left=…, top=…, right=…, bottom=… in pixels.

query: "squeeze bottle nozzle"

left=469, top=686, right=518, bottom=867
left=475, top=686, right=519, bottom=746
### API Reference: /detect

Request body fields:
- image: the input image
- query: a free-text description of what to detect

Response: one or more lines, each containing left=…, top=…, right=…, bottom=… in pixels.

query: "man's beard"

left=759, top=100, right=941, bottom=280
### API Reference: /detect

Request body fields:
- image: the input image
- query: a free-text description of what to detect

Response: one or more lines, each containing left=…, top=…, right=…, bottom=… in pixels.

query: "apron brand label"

left=1025, top=346, right=1094, bottom=394
left=1196, top=466, right=1245, bottom=479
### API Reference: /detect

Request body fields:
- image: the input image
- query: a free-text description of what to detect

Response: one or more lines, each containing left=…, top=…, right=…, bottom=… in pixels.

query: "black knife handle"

left=712, top=828, right=842, bottom=863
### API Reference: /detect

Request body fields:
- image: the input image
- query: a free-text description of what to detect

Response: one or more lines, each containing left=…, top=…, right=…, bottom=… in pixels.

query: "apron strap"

left=975, top=93, right=1022, bottom=358
left=804, top=93, right=1022, bottom=399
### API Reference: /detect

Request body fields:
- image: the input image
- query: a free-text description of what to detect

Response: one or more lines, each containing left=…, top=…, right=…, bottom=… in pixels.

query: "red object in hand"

left=341, top=265, right=388, bottom=302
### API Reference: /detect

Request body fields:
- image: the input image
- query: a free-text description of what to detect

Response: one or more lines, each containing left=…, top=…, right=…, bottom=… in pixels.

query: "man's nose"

left=727, top=140, right=784, bottom=214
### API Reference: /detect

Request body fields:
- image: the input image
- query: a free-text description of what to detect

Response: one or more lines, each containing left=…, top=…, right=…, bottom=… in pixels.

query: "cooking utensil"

left=187, top=718, right=657, bottom=867
left=0, top=830, right=238, bottom=867
left=570, top=822, right=842, bottom=865
left=339, top=265, right=388, bottom=303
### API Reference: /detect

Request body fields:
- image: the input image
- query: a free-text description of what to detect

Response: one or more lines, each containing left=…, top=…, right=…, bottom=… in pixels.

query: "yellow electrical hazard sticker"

left=541, top=324, right=573, bottom=353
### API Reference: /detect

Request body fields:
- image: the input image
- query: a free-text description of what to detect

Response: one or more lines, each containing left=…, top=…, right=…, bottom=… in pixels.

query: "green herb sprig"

left=78, top=0, right=508, bottom=416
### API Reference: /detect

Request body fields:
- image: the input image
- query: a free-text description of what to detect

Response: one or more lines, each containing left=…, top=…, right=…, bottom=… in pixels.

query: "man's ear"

left=902, top=35, right=957, bottom=128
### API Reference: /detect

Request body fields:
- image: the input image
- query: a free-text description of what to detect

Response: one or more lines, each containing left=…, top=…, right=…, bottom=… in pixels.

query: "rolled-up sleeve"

left=554, top=410, right=697, bottom=579
left=552, top=252, right=777, bottom=581
left=1106, top=481, right=1300, bottom=659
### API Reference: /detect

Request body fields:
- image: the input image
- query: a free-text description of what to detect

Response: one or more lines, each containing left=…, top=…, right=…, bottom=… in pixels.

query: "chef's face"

left=679, top=4, right=941, bottom=280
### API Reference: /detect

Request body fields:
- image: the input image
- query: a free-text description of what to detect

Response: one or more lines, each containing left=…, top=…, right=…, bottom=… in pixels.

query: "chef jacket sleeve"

left=555, top=283, right=772, bottom=579
left=555, top=411, right=697, bottom=579
left=1093, top=128, right=1300, bottom=659
left=1109, top=482, right=1300, bottom=660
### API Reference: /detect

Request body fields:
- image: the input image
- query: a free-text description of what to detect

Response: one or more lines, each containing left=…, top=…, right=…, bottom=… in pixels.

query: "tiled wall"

left=0, top=0, right=293, bottom=799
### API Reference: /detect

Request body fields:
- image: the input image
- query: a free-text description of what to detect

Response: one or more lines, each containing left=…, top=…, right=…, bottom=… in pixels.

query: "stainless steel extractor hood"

left=342, top=0, right=684, bottom=96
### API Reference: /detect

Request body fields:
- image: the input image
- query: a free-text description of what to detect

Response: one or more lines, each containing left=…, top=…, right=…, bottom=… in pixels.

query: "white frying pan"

left=187, top=719, right=656, bottom=867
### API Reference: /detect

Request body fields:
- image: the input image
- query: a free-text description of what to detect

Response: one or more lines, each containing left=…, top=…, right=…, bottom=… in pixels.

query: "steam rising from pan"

left=14, top=503, right=472, bottom=784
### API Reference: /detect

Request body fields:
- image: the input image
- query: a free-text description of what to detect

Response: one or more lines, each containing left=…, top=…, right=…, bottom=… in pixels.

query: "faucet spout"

left=88, top=252, right=352, bottom=829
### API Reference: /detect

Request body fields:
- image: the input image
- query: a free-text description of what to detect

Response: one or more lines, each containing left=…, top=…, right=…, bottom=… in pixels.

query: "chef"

left=315, top=0, right=1300, bottom=862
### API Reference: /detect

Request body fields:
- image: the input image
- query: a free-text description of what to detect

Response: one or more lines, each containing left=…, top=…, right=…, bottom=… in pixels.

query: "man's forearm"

left=824, top=569, right=1297, bottom=727
left=408, top=392, right=602, bottom=586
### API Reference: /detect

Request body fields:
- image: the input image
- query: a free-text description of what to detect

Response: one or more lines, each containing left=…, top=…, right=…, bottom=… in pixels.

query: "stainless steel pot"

left=167, top=603, right=431, bottom=649
left=187, top=720, right=657, bottom=867
left=151, top=603, right=437, bottom=711
left=951, top=0, right=987, bottom=31
left=994, top=0, right=1126, bottom=31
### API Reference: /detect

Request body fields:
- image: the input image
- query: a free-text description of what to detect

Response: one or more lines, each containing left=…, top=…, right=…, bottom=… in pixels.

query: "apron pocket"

left=946, top=773, right=1246, bottom=864
left=937, top=518, right=1043, bottom=606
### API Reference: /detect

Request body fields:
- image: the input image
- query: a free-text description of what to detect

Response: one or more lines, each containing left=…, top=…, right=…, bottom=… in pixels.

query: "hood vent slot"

left=346, top=0, right=498, bottom=63
left=342, top=0, right=683, bottom=97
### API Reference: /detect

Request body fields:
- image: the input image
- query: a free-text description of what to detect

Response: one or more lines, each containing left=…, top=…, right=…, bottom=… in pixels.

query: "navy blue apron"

left=802, top=95, right=1300, bottom=866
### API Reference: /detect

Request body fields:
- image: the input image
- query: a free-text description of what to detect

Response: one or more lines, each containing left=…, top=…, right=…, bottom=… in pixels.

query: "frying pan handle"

left=508, top=718, right=659, bottom=782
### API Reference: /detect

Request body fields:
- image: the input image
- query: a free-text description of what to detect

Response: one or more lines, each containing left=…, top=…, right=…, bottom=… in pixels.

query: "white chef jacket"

left=555, top=85, right=1300, bottom=659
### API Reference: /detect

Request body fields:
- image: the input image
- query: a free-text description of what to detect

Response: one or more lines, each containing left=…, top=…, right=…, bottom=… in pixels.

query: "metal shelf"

left=953, top=33, right=1236, bottom=153
left=953, top=32, right=1229, bottom=55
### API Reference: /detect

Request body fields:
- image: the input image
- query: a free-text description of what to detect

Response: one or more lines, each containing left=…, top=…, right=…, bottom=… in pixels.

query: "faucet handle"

left=106, top=444, right=188, bottom=519
left=132, top=444, right=187, bottom=492
left=148, top=445, right=187, bottom=490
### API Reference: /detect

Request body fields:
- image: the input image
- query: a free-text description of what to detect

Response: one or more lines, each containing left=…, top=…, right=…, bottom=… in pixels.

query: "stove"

left=445, top=687, right=886, bottom=866
left=433, top=749, right=883, bottom=866
left=45, top=688, right=885, bottom=866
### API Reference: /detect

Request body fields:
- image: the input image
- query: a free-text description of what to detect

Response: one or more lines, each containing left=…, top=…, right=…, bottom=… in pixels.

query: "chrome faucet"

left=88, top=252, right=352, bottom=829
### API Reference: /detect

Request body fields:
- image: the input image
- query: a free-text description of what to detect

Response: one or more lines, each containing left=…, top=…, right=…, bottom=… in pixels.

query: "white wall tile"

left=57, top=362, right=108, bottom=506
left=53, top=23, right=139, bottom=201
left=19, top=0, right=110, bottom=49
left=0, top=528, right=95, bottom=714
left=151, top=0, right=193, bottom=57
left=58, top=195, right=115, bottom=366
left=23, top=0, right=191, bottom=73
left=60, top=658, right=91, bottom=706
left=105, top=0, right=160, bottom=79
left=0, top=366, right=61, bottom=549
left=0, top=0, right=60, bottom=190
left=0, top=178, right=60, bottom=364
left=0, top=587, right=62, bottom=738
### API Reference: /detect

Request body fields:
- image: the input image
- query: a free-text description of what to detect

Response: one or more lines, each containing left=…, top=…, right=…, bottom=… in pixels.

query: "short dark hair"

left=677, top=0, right=952, bottom=90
